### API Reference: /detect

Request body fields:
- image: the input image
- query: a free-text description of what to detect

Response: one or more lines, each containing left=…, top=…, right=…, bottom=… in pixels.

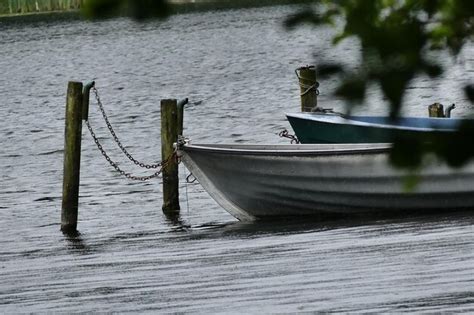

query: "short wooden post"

left=296, top=65, right=318, bottom=112
left=161, top=99, right=180, bottom=214
left=61, top=81, right=83, bottom=233
left=428, top=103, right=444, bottom=117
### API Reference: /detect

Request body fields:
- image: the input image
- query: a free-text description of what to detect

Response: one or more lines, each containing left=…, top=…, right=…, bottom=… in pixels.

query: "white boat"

left=178, top=141, right=474, bottom=221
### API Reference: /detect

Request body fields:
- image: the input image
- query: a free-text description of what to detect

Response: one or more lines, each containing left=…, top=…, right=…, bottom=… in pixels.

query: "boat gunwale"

left=180, top=143, right=392, bottom=156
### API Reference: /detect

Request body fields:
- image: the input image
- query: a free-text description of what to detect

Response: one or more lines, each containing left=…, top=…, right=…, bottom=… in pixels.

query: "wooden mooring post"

left=61, top=81, right=94, bottom=233
left=296, top=65, right=318, bottom=112
left=428, top=102, right=444, bottom=117
left=61, top=81, right=84, bottom=233
left=61, top=82, right=186, bottom=229
left=161, top=99, right=181, bottom=214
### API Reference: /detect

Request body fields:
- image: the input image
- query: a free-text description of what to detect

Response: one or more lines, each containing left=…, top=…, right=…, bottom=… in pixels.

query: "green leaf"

left=334, top=77, right=366, bottom=103
left=82, top=0, right=169, bottom=20
left=284, top=10, right=322, bottom=29
left=423, top=62, right=443, bottom=78
left=128, top=0, right=169, bottom=20
left=82, top=0, right=123, bottom=19
left=402, top=173, right=420, bottom=193
left=317, top=63, right=344, bottom=77
left=465, top=84, right=474, bottom=103
left=390, top=135, right=423, bottom=168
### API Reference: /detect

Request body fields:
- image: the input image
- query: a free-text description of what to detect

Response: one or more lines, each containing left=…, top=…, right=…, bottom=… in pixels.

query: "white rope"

left=182, top=163, right=190, bottom=214
left=299, top=82, right=320, bottom=96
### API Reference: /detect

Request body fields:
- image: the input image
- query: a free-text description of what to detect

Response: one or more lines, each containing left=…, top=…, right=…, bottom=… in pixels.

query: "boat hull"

left=180, top=143, right=474, bottom=221
left=286, top=112, right=464, bottom=143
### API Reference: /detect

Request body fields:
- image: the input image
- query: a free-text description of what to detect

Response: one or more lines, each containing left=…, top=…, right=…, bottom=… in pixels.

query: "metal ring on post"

left=82, top=81, right=95, bottom=121
left=295, top=65, right=316, bottom=80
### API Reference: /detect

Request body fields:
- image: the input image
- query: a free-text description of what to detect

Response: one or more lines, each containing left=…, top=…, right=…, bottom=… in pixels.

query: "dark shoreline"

left=0, top=0, right=310, bottom=23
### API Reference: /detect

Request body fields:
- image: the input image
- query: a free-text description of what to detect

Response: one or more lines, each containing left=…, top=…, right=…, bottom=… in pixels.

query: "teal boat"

left=286, top=112, right=469, bottom=144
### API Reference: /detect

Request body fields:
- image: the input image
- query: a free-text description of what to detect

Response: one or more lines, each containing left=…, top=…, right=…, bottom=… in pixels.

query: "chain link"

left=92, top=86, right=162, bottom=169
left=85, top=85, right=178, bottom=181
left=85, top=120, right=177, bottom=181
left=278, top=129, right=300, bottom=144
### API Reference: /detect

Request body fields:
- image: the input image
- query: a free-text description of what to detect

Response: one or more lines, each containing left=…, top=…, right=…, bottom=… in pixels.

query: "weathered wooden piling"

left=428, top=102, right=444, bottom=117
left=61, top=81, right=83, bottom=233
left=296, top=65, right=318, bottom=112
left=161, top=99, right=180, bottom=213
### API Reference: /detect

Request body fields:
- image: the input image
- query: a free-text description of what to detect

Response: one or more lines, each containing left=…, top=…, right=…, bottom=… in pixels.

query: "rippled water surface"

left=1, top=5, right=474, bottom=313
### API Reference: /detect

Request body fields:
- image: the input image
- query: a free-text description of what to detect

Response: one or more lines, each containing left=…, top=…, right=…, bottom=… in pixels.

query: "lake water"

left=1, top=5, right=473, bottom=313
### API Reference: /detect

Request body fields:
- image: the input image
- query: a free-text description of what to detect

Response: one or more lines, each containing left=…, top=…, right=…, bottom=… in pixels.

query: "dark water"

left=1, top=5, right=473, bottom=313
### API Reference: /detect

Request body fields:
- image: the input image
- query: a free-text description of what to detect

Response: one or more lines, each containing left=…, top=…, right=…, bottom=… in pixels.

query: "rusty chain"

left=85, top=120, right=177, bottom=181
left=85, top=85, right=178, bottom=181
left=92, top=86, right=162, bottom=169
left=278, top=129, right=300, bottom=144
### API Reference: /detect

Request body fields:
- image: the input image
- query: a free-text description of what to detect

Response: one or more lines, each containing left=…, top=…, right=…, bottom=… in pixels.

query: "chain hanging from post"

left=91, top=86, right=162, bottom=169
left=85, top=85, right=179, bottom=181
left=186, top=173, right=197, bottom=183
left=278, top=129, right=300, bottom=144
left=85, top=120, right=177, bottom=181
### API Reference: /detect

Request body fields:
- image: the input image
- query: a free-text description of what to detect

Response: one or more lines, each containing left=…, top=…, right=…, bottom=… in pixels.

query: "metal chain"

left=92, top=86, right=161, bottom=169
left=186, top=173, right=197, bottom=183
left=85, top=120, right=177, bottom=181
left=278, top=129, right=300, bottom=144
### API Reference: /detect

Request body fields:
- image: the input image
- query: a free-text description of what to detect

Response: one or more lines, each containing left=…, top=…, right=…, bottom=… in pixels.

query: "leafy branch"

left=286, top=0, right=473, bottom=167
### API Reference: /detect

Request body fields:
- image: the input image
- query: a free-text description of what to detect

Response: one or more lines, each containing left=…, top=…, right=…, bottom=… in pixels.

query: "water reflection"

left=163, top=211, right=192, bottom=232
left=188, top=210, right=474, bottom=239
left=63, top=231, right=92, bottom=255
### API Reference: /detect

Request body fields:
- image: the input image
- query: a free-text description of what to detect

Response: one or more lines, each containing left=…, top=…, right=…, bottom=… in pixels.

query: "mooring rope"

left=295, top=68, right=320, bottom=96
left=182, top=163, right=190, bottom=214
left=299, top=82, right=320, bottom=97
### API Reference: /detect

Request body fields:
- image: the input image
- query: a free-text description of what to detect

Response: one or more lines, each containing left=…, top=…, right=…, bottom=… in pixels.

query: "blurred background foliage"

left=82, top=0, right=169, bottom=20
left=0, top=0, right=83, bottom=14
left=0, top=0, right=310, bottom=15
left=285, top=0, right=473, bottom=114
left=285, top=0, right=474, bottom=167
left=80, top=0, right=314, bottom=20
